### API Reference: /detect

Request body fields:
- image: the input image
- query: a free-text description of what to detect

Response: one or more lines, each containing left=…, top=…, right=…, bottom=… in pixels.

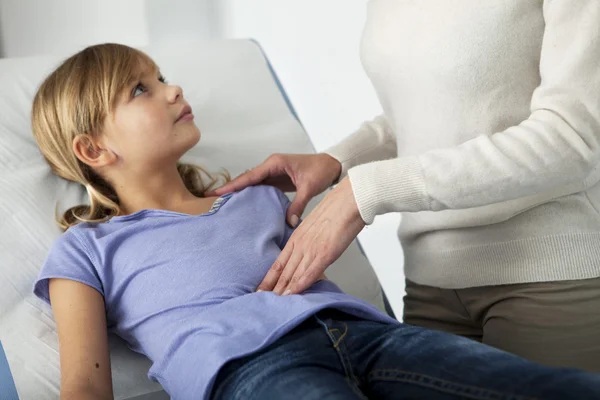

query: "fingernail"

left=289, top=215, right=299, bottom=228
left=256, top=289, right=264, bottom=292
left=282, top=289, right=292, bottom=296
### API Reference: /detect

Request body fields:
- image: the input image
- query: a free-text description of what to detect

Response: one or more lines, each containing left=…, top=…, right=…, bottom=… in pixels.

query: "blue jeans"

left=211, top=309, right=600, bottom=400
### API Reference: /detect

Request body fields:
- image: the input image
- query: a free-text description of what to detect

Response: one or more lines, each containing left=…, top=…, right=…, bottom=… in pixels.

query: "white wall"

left=0, top=0, right=149, bottom=58
left=145, top=0, right=220, bottom=46
left=0, top=0, right=220, bottom=58
left=218, top=0, right=405, bottom=316
left=0, top=4, right=4, bottom=57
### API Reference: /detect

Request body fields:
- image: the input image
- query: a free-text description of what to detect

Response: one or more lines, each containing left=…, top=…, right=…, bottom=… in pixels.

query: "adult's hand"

left=257, top=176, right=365, bottom=295
left=209, top=153, right=342, bottom=226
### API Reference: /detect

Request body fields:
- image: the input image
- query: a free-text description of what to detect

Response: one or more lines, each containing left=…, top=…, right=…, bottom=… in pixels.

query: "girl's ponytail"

left=59, top=170, right=119, bottom=230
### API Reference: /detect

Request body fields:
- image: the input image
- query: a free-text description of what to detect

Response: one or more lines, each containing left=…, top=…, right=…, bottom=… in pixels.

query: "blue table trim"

left=0, top=342, right=19, bottom=400
left=250, top=39, right=305, bottom=131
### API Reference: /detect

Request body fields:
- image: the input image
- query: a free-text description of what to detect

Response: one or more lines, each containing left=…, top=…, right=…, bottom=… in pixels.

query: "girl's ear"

left=72, top=134, right=118, bottom=168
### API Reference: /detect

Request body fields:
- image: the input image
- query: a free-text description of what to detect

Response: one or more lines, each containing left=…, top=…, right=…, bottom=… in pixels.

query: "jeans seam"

left=328, top=327, right=348, bottom=349
left=315, top=317, right=362, bottom=387
left=345, top=377, right=369, bottom=400
left=368, top=369, right=538, bottom=400
left=330, top=322, right=361, bottom=386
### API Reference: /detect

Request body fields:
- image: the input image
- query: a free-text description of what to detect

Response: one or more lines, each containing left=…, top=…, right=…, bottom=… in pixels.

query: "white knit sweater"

left=326, top=0, right=600, bottom=289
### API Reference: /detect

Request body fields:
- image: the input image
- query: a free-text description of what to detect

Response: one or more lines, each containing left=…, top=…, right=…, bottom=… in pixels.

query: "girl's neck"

left=112, top=166, right=202, bottom=216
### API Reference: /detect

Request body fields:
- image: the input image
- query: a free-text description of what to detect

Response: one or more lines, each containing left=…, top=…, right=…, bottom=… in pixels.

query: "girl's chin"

left=182, top=131, right=201, bottom=151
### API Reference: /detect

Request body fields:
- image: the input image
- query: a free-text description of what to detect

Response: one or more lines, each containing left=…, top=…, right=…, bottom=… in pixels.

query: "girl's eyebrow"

left=136, top=68, right=163, bottom=83
left=125, top=67, right=160, bottom=88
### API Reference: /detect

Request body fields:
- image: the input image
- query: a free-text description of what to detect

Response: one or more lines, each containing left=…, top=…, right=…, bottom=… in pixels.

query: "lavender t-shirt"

left=33, top=186, right=396, bottom=399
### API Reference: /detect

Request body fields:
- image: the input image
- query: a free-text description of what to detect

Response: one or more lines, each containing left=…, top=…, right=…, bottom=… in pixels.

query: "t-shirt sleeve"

left=33, top=229, right=104, bottom=305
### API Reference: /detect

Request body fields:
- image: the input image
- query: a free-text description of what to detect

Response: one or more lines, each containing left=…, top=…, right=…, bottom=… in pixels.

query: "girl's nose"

left=167, top=85, right=183, bottom=103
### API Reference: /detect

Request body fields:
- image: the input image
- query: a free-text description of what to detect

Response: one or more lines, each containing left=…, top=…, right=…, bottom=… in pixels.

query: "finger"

left=256, top=242, right=293, bottom=292
left=272, top=250, right=304, bottom=295
left=286, top=187, right=313, bottom=227
left=205, top=169, right=250, bottom=196
left=290, top=259, right=328, bottom=295
left=284, top=254, right=313, bottom=295
left=214, top=165, right=272, bottom=195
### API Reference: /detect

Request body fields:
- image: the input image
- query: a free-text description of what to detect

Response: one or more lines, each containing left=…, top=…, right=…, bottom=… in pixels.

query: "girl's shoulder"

left=50, top=223, right=95, bottom=255
left=233, top=185, right=290, bottom=211
left=51, top=219, right=115, bottom=257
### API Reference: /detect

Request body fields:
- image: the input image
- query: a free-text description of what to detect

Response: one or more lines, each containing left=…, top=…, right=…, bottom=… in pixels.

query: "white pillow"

left=0, top=39, right=385, bottom=400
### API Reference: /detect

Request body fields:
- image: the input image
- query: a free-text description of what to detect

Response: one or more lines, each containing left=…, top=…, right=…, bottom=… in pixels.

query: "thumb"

left=286, top=188, right=312, bottom=227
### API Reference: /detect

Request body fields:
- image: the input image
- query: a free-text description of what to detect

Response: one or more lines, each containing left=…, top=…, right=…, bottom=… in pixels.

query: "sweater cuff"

left=348, top=157, right=430, bottom=224
left=324, top=120, right=397, bottom=182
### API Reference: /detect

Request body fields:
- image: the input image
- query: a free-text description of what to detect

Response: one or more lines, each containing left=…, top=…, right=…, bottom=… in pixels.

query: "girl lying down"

left=31, top=43, right=600, bottom=400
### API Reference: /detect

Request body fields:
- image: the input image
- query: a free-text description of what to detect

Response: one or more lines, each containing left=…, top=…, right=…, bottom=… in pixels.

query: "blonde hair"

left=31, top=43, right=229, bottom=231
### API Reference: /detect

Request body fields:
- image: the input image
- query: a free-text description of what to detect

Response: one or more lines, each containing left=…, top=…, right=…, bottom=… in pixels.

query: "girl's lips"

left=176, top=113, right=194, bottom=122
left=176, top=105, right=193, bottom=122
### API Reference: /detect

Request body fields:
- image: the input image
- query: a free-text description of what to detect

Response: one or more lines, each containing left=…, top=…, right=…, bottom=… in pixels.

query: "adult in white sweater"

left=213, top=0, right=600, bottom=371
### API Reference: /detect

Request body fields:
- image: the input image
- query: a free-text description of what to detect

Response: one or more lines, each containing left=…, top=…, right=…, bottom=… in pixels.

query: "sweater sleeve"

left=349, top=0, right=600, bottom=224
left=324, top=114, right=397, bottom=180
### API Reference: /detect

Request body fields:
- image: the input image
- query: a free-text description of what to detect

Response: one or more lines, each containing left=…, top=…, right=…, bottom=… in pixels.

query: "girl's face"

left=101, top=64, right=200, bottom=173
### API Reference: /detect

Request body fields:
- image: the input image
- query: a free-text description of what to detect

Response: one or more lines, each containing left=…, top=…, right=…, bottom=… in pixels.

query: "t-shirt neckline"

left=108, top=193, right=234, bottom=223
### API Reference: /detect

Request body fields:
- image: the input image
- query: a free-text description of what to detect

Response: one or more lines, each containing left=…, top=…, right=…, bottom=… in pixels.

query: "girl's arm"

left=49, top=278, right=113, bottom=400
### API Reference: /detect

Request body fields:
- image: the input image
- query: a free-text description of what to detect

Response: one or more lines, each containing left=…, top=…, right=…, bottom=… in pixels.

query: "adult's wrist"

left=318, top=153, right=342, bottom=186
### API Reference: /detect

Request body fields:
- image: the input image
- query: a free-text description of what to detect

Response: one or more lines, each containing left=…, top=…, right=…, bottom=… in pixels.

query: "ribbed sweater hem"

left=404, top=232, right=600, bottom=289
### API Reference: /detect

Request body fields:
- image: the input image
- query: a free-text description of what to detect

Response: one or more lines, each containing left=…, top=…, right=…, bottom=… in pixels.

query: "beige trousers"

left=403, top=277, right=600, bottom=373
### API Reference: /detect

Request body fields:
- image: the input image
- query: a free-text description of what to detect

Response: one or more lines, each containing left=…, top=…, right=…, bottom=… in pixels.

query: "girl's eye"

left=132, top=83, right=146, bottom=98
left=159, top=75, right=168, bottom=84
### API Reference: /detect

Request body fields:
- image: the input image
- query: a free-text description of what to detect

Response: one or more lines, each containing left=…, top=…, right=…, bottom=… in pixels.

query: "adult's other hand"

left=257, top=176, right=365, bottom=295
